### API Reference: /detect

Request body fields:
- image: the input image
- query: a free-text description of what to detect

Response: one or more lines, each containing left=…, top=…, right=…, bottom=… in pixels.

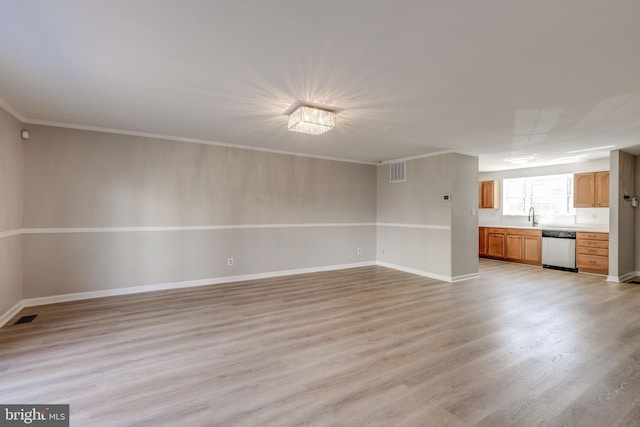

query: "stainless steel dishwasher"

left=542, top=230, right=577, bottom=272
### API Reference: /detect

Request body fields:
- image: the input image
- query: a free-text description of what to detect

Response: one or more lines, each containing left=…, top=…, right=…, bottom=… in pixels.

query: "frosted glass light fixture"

left=288, top=105, right=336, bottom=135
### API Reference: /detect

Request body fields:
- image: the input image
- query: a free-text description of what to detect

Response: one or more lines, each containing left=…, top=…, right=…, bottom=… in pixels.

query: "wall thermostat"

left=21, top=130, right=30, bottom=139
left=443, top=194, right=451, bottom=201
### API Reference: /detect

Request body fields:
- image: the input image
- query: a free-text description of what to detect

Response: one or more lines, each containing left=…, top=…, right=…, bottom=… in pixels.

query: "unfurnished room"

left=1, top=1, right=640, bottom=426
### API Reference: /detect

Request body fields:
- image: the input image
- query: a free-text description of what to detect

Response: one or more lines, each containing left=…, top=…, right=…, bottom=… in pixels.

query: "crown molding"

left=24, top=119, right=378, bottom=166
left=0, top=98, right=26, bottom=122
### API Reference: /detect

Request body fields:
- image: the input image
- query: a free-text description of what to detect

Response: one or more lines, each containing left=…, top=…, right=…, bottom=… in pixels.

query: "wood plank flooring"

left=2, top=259, right=640, bottom=426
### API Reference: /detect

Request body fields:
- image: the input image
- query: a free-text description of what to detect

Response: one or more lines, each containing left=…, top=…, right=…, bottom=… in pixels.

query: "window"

left=503, top=174, right=574, bottom=216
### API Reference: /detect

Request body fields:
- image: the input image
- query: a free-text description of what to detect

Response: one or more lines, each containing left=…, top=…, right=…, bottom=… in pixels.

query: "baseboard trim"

left=22, top=261, right=378, bottom=307
left=451, top=272, right=481, bottom=282
left=0, top=300, right=25, bottom=328
left=606, top=271, right=637, bottom=283
left=377, top=262, right=479, bottom=283
left=376, top=261, right=455, bottom=283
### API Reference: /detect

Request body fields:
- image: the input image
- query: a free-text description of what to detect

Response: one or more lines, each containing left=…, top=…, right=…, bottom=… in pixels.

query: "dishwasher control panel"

left=542, top=230, right=576, bottom=239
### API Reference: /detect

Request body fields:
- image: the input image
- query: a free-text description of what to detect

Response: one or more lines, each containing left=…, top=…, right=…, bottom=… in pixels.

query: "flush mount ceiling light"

left=288, top=105, right=336, bottom=135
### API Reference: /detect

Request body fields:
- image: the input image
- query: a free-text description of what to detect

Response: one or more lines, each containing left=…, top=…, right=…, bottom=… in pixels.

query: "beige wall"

left=450, top=153, right=479, bottom=278
left=636, top=155, right=640, bottom=272
left=24, top=126, right=376, bottom=227
left=377, top=155, right=451, bottom=227
left=0, top=107, right=24, bottom=315
left=609, top=150, right=636, bottom=280
left=7, top=121, right=481, bottom=301
left=377, top=153, right=478, bottom=280
left=23, top=227, right=376, bottom=297
left=22, top=126, right=377, bottom=298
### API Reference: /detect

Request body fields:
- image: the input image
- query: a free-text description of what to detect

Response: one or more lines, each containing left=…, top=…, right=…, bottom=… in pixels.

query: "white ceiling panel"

left=0, top=0, right=639, bottom=170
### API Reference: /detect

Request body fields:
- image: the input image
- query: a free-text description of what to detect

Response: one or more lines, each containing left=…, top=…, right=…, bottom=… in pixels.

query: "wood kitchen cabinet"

left=574, top=171, right=609, bottom=208
left=479, top=227, right=541, bottom=266
left=506, top=229, right=542, bottom=266
left=479, top=227, right=487, bottom=256
left=485, top=228, right=506, bottom=259
left=478, top=180, right=500, bottom=209
left=594, top=172, right=609, bottom=207
left=576, top=232, right=608, bottom=275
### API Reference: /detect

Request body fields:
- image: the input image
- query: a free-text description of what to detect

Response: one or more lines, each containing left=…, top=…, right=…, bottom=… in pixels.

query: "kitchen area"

left=478, top=161, right=611, bottom=276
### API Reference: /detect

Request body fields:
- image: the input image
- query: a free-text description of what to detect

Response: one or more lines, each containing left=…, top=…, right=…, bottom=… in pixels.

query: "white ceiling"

left=1, top=0, right=639, bottom=171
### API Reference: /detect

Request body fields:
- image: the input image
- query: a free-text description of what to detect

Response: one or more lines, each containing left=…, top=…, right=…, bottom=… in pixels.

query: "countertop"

left=479, top=224, right=609, bottom=233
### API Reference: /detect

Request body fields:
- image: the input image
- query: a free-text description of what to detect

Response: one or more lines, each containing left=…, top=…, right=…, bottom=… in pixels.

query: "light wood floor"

left=2, top=260, right=640, bottom=426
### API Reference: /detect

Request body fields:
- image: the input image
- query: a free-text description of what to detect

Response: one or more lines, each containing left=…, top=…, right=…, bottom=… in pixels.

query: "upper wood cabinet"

left=594, top=171, right=609, bottom=207
left=574, top=171, right=609, bottom=208
left=479, top=180, right=500, bottom=209
left=574, top=173, right=594, bottom=207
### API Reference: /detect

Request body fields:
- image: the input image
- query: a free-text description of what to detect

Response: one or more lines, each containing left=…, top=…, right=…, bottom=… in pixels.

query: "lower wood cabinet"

left=480, top=228, right=608, bottom=273
left=506, top=229, right=542, bottom=266
left=576, top=232, right=609, bottom=275
left=479, top=227, right=487, bottom=256
left=485, top=228, right=506, bottom=259
left=479, top=227, right=542, bottom=266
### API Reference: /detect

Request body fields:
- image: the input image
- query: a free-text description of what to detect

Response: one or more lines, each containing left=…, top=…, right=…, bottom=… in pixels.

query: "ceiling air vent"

left=389, top=160, right=406, bottom=183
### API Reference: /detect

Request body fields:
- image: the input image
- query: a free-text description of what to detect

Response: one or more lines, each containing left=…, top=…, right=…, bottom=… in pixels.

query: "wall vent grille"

left=389, top=161, right=406, bottom=183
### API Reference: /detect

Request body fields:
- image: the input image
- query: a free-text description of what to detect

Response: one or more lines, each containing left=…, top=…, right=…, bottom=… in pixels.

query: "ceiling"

left=1, top=0, right=639, bottom=171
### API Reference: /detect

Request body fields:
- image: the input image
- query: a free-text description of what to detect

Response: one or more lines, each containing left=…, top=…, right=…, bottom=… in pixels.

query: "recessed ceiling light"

left=566, top=145, right=615, bottom=154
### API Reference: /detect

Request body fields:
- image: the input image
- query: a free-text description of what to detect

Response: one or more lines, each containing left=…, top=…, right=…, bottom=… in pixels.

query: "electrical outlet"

left=357, top=248, right=362, bottom=254
left=227, top=258, right=234, bottom=266
left=592, top=213, right=597, bottom=219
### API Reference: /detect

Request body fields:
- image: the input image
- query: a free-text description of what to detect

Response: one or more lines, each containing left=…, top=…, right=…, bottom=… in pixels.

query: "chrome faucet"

left=528, top=207, right=537, bottom=227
